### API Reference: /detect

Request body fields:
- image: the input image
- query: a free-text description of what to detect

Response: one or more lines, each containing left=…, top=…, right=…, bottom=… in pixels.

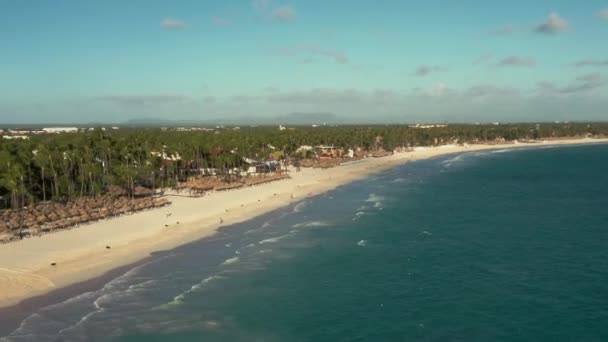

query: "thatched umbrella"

left=58, top=210, right=69, bottom=219
left=133, top=186, right=154, bottom=198
left=8, top=219, right=19, bottom=231
left=24, top=218, right=36, bottom=228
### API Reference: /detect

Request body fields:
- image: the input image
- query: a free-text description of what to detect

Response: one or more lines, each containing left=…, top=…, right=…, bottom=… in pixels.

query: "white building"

left=43, top=127, right=79, bottom=134
left=150, top=151, right=182, bottom=161
left=296, top=145, right=313, bottom=153
left=2, top=135, right=29, bottom=140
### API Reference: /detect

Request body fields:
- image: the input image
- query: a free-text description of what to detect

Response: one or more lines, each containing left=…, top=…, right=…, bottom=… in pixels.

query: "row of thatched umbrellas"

left=183, top=174, right=290, bottom=194
left=0, top=174, right=289, bottom=243
left=242, top=174, right=290, bottom=186
left=0, top=195, right=171, bottom=243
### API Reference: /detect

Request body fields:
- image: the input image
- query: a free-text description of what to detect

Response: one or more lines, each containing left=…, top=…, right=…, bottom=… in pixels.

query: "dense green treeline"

left=1, top=122, right=606, bottom=209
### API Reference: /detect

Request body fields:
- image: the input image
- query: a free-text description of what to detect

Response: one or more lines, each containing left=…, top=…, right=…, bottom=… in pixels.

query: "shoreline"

left=1, top=138, right=607, bottom=314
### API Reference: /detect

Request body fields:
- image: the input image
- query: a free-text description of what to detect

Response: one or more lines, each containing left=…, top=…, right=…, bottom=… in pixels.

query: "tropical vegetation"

left=1, top=122, right=607, bottom=210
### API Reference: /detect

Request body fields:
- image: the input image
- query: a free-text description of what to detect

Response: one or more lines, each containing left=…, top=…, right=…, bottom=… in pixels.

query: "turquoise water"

left=3, top=144, right=608, bottom=341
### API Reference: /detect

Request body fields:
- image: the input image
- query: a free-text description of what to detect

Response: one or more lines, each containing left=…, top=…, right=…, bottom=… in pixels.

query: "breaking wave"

left=366, top=194, right=384, bottom=208
left=221, top=257, right=240, bottom=265
left=164, top=275, right=225, bottom=307
left=258, top=233, right=292, bottom=244
left=291, top=221, right=330, bottom=229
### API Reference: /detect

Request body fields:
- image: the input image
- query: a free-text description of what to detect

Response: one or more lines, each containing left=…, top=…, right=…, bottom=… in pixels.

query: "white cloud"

left=161, top=18, right=188, bottom=30
left=253, top=0, right=272, bottom=12
left=535, top=13, right=569, bottom=33
left=412, top=65, right=447, bottom=76
left=96, top=95, right=189, bottom=106
left=465, top=85, right=520, bottom=98
left=573, top=59, right=608, bottom=67
left=273, top=6, right=297, bottom=22
left=537, top=73, right=605, bottom=94
left=499, top=56, right=536, bottom=66
left=596, top=9, right=608, bottom=20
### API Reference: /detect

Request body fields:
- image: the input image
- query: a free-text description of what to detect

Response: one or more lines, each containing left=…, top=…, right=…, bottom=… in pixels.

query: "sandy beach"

left=1, top=137, right=606, bottom=309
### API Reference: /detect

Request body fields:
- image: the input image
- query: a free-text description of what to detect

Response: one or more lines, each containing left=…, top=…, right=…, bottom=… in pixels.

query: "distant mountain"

left=124, top=118, right=201, bottom=127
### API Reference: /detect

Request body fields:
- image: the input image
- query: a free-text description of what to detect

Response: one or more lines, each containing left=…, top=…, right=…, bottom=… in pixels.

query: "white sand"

left=0, top=138, right=606, bottom=308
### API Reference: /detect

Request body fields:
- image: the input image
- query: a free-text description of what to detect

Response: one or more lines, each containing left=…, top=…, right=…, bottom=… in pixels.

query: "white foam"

left=221, top=257, right=240, bottom=265
left=56, top=292, right=112, bottom=336
left=8, top=255, right=177, bottom=339
left=441, top=155, right=465, bottom=168
left=365, top=193, right=384, bottom=208
left=357, top=240, right=367, bottom=247
left=292, top=221, right=329, bottom=228
left=391, top=178, right=405, bottom=183
left=127, top=279, right=158, bottom=292
left=166, top=275, right=224, bottom=306
left=293, top=201, right=308, bottom=213
left=441, top=155, right=463, bottom=164
left=258, top=233, right=291, bottom=244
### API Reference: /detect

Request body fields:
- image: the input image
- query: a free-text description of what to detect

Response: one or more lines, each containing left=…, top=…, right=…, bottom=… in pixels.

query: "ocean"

left=2, top=143, right=608, bottom=341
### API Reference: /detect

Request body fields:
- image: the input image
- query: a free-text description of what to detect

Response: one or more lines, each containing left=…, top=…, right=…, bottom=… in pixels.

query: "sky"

left=1, top=0, right=607, bottom=124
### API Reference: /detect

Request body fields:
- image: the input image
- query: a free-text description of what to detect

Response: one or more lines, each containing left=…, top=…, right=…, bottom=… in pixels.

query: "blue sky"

left=1, top=0, right=607, bottom=123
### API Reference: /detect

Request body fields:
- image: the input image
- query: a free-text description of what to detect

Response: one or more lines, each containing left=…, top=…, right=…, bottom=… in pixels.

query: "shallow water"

left=3, top=144, right=608, bottom=341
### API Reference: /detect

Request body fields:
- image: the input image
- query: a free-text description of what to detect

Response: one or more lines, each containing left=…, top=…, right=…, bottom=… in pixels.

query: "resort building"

left=316, top=145, right=343, bottom=159
left=42, top=127, right=79, bottom=134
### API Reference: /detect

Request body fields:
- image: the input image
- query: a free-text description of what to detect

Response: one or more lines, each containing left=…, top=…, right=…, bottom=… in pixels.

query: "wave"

left=126, top=279, right=158, bottom=292
left=258, top=233, right=291, bottom=244
left=221, top=257, right=240, bottom=265
left=391, top=178, right=405, bottom=183
left=357, top=240, right=367, bottom=247
left=7, top=254, right=176, bottom=338
left=55, top=293, right=109, bottom=335
left=165, top=275, right=224, bottom=307
left=441, top=155, right=464, bottom=168
left=291, top=221, right=330, bottom=229
left=292, top=201, right=308, bottom=213
left=366, top=194, right=384, bottom=208
left=491, top=149, right=511, bottom=154
left=473, top=152, right=489, bottom=157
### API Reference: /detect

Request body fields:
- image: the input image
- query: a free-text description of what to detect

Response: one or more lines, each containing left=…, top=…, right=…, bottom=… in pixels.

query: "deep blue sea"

left=3, top=144, right=608, bottom=342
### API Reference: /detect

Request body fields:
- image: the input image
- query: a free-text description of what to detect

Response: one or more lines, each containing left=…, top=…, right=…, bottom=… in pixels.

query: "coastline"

left=1, top=138, right=607, bottom=311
